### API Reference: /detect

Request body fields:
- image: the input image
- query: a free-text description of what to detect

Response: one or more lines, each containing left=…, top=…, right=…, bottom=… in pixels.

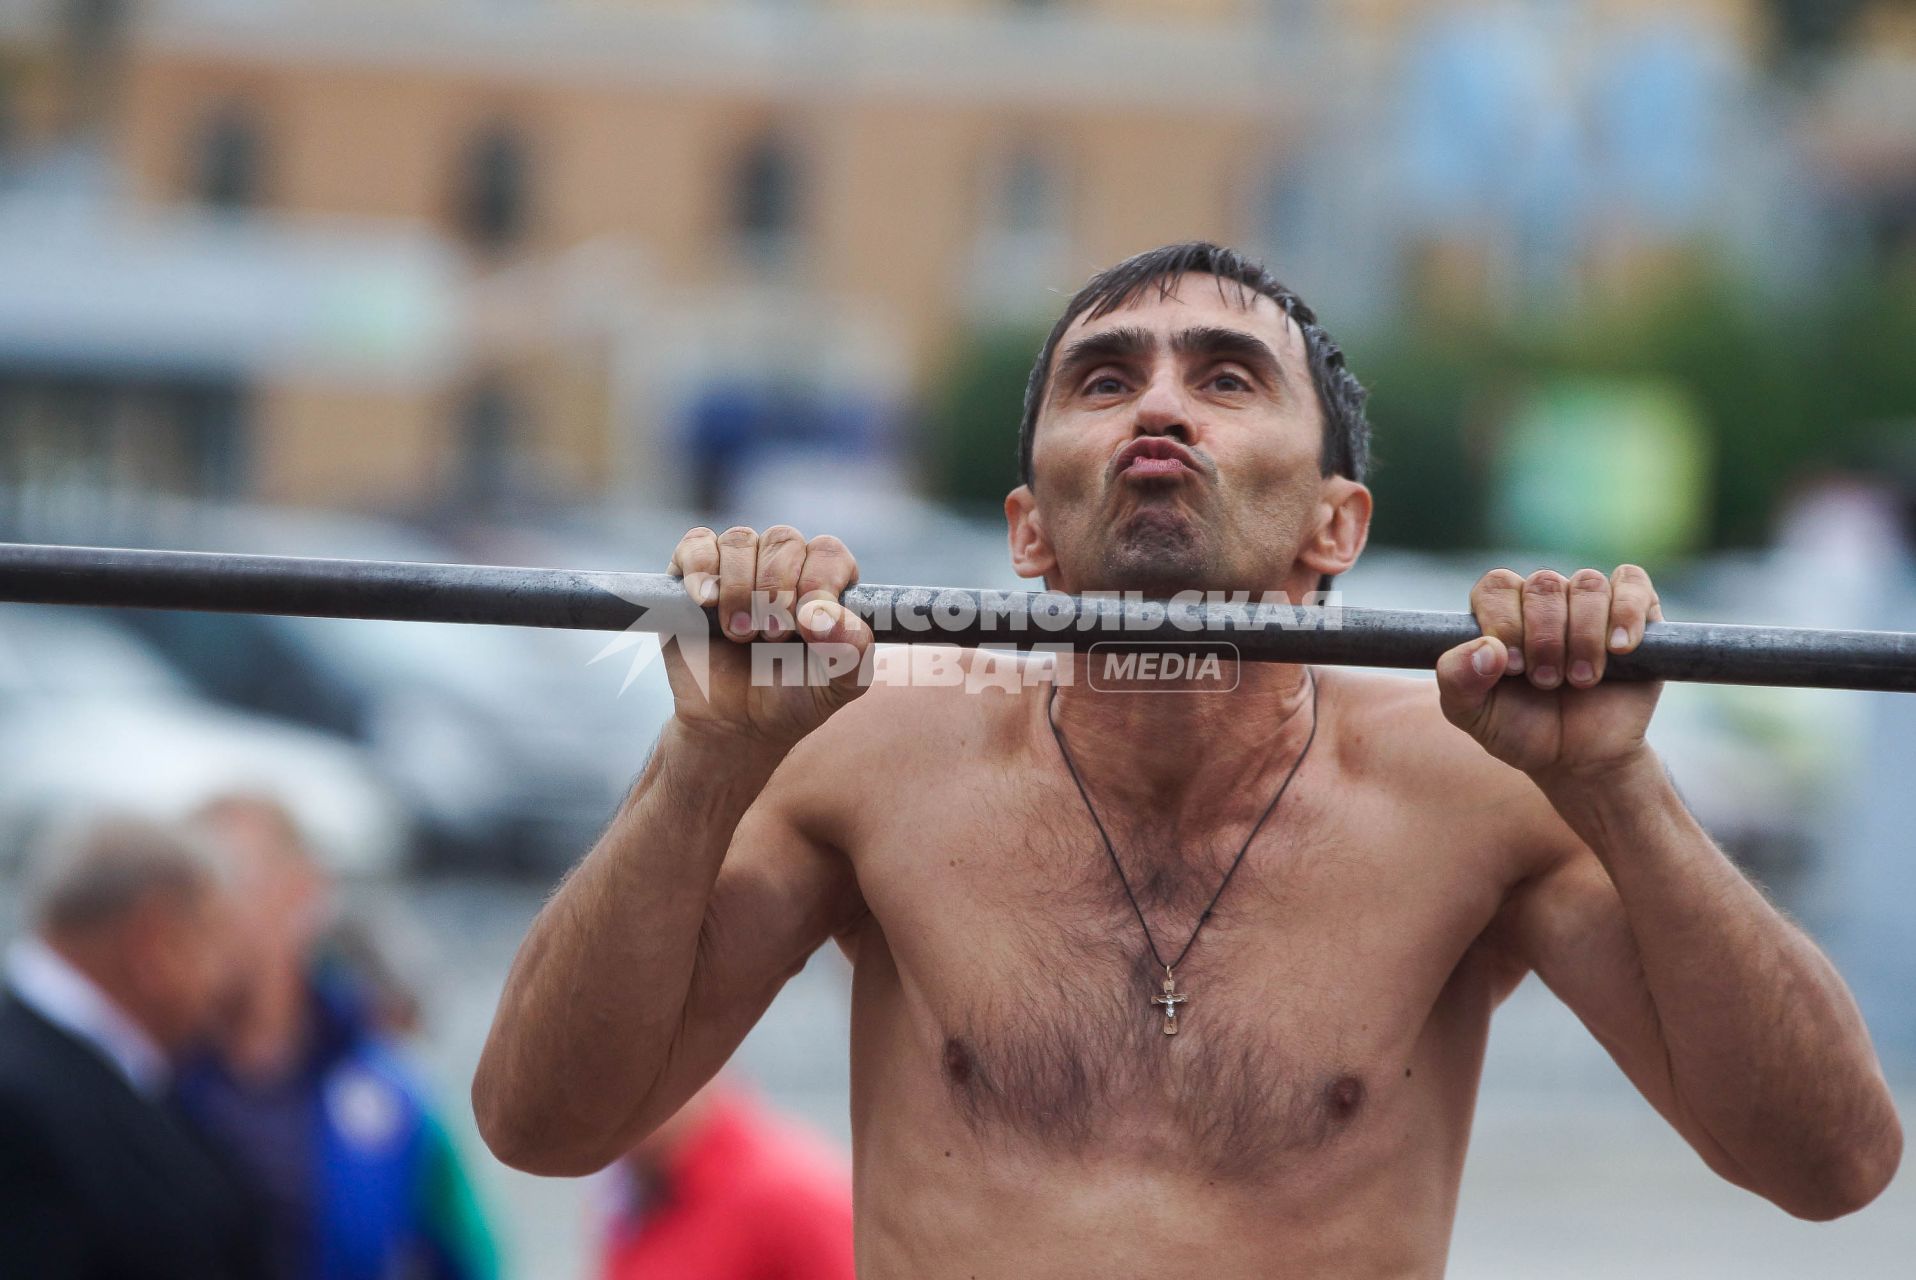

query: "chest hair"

left=934, top=780, right=1370, bottom=1179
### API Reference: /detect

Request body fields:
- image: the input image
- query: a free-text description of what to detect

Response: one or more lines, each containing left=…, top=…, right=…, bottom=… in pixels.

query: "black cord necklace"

left=1046, top=667, right=1320, bottom=1038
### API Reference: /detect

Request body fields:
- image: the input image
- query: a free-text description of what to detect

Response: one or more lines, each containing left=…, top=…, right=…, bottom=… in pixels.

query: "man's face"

left=126, top=881, right=244, bottom=1052
left=1009, top=272, right=1366, bottom=599
left=212, top=809, right=330, bottom=984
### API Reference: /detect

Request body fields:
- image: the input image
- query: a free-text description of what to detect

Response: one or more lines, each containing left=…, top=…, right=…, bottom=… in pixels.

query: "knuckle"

left=1475, top=601, right=1520, bottom=632
left=761, top=524, right=804, bottom=548
left=755, top=568, right=789, bottom=596
left=1571, top=569, right=1610, bottom=593
left=798, top=565, right=849, bottom=594
left=805, top=534, right=848, bottom=559
left=717, top=525, right=758, bottom=548
left=672, top=528, right=716, bottom=564
left=1524, top=569, right=1566, bottom=595
left=1482, top=567, right=1525, bottom=592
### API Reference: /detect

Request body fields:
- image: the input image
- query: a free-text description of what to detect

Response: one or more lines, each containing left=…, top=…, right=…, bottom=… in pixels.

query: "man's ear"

left=1005, top=484, right=1056, bottom=580
left=1298, top=477, right=1372, bottom=580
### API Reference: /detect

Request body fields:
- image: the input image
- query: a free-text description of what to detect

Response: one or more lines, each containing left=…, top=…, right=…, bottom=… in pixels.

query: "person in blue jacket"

left=178, top=793, right=499, bottom=1280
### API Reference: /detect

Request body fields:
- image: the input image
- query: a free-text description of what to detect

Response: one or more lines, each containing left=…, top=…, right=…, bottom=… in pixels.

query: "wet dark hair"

left=1017, top=241, right=1371, bottom=490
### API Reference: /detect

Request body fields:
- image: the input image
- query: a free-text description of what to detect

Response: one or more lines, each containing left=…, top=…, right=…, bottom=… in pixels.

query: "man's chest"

left=842, top=764, right=1514, bottom=1173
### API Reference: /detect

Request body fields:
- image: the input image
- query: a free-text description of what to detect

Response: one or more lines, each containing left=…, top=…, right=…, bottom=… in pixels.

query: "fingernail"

left=729, top=611, right=751, bottom=636
left=1610, top=626, right=1628, bottom=650
left=1506, top=648, right=1525, bottom=674
left=806, top=605, right=834, bottom=638
left=700, top=579, right=718, bottom=604
left=1533, top=664, right=1559, bottom=687
left=1570, top=660, right=1594, bottom=685
left=1471, top=643, right=1497, bottom=676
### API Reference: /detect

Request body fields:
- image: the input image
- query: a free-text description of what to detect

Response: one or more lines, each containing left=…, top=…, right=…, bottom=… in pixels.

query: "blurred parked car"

left=108, top=508, right=674, bottom=873
left=0, top=605, right=406, bottom=876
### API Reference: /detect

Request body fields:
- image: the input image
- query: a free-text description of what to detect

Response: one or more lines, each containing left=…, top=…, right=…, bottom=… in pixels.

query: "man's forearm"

left=472, top=717, right=786, bottom=1174
left=1539, top=750, right=1902, bottom=1217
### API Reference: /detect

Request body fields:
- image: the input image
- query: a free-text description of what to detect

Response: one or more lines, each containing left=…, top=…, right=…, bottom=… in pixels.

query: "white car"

left=0, top=605, right=408, bottom=878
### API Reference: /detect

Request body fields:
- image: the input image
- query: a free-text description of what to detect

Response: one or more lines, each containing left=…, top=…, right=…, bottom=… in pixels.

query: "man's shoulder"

left=1320, top=668, right=1573, bottom=892
left=1320, top=667, right=1534, bottom=799
left=752, top=647, right=1044, bottom=846
left=793, top=645, right=1047, bottom=764
left=1317, top=666, right=1442, bottom=743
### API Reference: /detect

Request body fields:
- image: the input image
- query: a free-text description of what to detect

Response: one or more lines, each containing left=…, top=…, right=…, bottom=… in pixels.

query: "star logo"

left=586, top=578, right=713, bottom=698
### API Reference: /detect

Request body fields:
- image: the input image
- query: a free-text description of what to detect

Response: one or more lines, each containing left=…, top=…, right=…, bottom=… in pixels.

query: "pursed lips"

left=1112, top=438, right=1204, bottom=483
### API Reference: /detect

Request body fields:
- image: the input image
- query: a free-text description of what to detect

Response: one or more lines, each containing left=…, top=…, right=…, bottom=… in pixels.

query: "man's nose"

left=1133, top=371, right=1193, bottom=440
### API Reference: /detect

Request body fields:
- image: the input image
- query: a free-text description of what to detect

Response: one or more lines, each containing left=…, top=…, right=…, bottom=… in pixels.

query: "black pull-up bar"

left=1, top=541, right=1912, bottom=693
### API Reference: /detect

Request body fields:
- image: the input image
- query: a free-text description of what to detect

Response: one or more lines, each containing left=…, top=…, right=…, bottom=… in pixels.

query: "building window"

left=456, top=374, right=524, bottom=508
left=1259, top=157, right=1310, bottom=260
left=732, top=130, right=803, bottom=264
left=60, top=0, right=129, bottom=138
left=191, top=101, right=266, bottom=211
left=966, top=144, right=1070, bottom=316
left=1000, top=147, right=1062, bottom=239
left=0, top=79, right=14, bottom=179
left=453, top=121, right=533, bottom=252
left=0, top=374, right=245, bottom=542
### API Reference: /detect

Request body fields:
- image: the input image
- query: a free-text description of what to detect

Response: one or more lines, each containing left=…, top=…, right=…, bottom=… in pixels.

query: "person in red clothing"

left=597, top=1079, right=854, bottom=1280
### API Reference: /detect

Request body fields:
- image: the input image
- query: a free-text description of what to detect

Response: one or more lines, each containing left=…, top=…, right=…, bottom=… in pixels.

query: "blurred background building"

left=1, top=0, right=1907, bottom=537
left=1, top=1, right=1914, bottom=1276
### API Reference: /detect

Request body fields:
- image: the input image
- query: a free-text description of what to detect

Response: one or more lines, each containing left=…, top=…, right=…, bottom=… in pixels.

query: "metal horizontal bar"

left=2, top=541, right=1913, bottom=693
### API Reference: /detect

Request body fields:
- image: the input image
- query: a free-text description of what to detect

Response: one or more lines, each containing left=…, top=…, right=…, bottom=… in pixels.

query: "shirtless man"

left=473, top=242, right=1902, bottom=1277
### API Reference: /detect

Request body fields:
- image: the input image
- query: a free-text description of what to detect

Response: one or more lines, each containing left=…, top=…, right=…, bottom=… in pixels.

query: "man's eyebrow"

left=1171, top=325, right=1293, bottom=395
left=1048, top=326, right=1156, bottom=402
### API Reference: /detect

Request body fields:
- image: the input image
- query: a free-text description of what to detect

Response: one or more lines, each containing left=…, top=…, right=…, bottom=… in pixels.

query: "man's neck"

left=1045, top=659, right=1317, bottom=816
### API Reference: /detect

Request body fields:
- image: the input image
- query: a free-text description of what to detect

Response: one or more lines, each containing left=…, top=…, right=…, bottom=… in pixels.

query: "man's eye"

left=1085, top=376, right=1125, bottom=396
left=1209, top=372, right=1251, bottom=392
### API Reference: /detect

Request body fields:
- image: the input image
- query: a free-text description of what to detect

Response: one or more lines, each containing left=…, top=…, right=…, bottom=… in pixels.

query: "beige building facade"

left=104, top=1, right=1308, bottom=512
left=2, top=0, right=1783, bottom=518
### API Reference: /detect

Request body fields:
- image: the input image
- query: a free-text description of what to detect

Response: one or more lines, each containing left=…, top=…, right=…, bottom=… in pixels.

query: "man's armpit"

left=1461, top=898, right=1540, bottom=1004
left=1468, top=785, right=1599, bottom=983
left=830, top=910, right=872, bottom=965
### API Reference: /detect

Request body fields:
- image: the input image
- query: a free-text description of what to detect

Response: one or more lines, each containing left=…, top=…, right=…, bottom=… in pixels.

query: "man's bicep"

left=647, top=789, right=862, bottom=1111
left=701, top=794, right=864, bottom=998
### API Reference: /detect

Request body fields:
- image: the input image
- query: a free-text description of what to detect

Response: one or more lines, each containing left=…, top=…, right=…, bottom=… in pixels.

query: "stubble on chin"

left=1096, top=507, right=1214, bottom=596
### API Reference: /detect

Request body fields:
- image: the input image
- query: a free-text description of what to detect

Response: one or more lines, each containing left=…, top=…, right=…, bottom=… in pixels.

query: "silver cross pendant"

left=1149, top=969, right=1187, bottom=1037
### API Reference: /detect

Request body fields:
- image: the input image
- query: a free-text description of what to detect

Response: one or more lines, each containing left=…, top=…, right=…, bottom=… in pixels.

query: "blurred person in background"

left=0, top=816, right=268, bottom=1279
left=180, top=792, right=500, bottom=1280
left=598, top=1078, right=854, bottom=1280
